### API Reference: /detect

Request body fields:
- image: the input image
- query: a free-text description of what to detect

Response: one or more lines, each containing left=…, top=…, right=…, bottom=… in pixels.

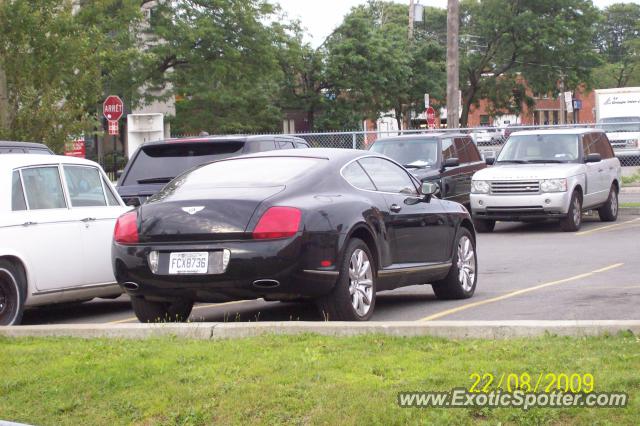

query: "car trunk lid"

left=138, top=186, right=284, bottom=242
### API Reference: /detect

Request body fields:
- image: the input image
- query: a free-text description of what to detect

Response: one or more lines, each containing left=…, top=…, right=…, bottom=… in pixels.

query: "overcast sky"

left=276, top=0, right=640, bottom=47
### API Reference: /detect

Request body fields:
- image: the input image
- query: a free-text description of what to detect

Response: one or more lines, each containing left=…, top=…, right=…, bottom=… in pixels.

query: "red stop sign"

left=426, top=106, right=436, bottom=126
left=103, top=95, right=124, bottom=121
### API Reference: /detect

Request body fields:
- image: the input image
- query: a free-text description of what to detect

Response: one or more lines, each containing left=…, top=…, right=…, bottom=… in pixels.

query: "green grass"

left=622, top=172, right=640, bottom=185
left=1, top=334, right=639, bottom=425
left=620, top=202, right=640, bottom=208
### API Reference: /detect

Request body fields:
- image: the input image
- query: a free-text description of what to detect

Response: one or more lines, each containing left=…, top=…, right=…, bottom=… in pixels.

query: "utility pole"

left=446, top=0, right=460, bottom=129
left=408, top=0, right=415, bottom=41
left=559, top=73, right=565, bottom=125
left=402, top=0, right=415, bottom=132
left=0, top=0, right=9, bottom=133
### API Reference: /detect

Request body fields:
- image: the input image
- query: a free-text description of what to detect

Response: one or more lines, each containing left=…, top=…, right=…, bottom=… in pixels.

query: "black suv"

left=0, top=141, right=54, bottom=154
left=369, top=133, right=486, bottom=208
left=117, top=135, right=309, bottom=206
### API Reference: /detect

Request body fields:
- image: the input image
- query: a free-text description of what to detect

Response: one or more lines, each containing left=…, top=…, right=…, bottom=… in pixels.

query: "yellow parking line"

left=420, top=263, right=624, bottom=321
left=576, top=218, right=640, bottom=236
left=107, top=300, right=255, bottom=324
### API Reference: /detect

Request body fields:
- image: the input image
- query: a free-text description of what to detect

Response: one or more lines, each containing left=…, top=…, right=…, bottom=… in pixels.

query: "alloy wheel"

left=573, top=197, right=581, bottom=227
left=457, top=236, right=476, bottom=292
left=348, top=249, right=373, bottom=317
left=611, top=190, right=618, bottom=216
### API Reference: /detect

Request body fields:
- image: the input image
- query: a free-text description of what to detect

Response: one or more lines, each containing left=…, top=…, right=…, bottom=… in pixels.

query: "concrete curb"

left=1, top=321, right=638, bottom=340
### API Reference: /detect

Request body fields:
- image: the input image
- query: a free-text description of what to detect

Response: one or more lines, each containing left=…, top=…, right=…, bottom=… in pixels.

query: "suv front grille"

left=490, top=180, right=540, bottom=194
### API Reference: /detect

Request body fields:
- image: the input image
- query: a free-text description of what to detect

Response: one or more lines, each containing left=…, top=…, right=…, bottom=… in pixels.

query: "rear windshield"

left=160, top=157, right=324, bottom=195
left=122, top=141, right=245, bottom=185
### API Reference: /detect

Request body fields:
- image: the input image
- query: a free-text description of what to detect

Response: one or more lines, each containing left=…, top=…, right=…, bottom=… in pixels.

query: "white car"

left=0, top=155, right=129, bottom=325
left=470, top=128, right=621, bottom=232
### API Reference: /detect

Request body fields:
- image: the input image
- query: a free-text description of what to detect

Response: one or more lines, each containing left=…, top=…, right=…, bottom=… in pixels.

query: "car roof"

left=0, top=154, right=102, bottom=170
left=510, top=128, right=602, bottom=137
left=228, top=147, right=365, bottom=161
left=144, top=134, right=306, bottom=146
left=0, top=140, right=52, bottom=149
left=373, top=133, right=468, bottom=142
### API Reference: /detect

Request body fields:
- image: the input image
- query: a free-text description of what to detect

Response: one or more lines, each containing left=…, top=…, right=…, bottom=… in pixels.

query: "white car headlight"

left=471, top=180, right=490, bottom=194
left=540, top=178, right=568, bottom=193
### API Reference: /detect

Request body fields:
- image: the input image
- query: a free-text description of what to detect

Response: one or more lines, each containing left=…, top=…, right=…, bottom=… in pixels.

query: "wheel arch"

left=342, top=223, right=380, bottom=272
left=0, top=253, right=29, bottom=294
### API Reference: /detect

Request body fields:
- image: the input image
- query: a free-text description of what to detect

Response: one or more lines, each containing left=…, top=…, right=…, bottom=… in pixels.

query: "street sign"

left=424, top=93, right=430, bottom=109
left=103, top=95, right=124, bottom=136
left=564, top=91, right=573, bottom=113
left=426, top=106, right=436, bottom=128
left=103, top=95, right=124, bottom=121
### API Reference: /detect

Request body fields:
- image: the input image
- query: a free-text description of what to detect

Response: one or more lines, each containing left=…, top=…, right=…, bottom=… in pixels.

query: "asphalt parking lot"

left=21, top=206, right=640, bottom=325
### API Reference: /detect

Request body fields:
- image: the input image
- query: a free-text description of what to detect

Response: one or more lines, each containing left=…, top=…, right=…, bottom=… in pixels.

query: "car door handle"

left=598, top=169, right=603, bottom=172
left=81, top=217, right=96, bottom=222
left=390, top=204, right=402, bottom=213
left=22, top=221, right=37, bottom=227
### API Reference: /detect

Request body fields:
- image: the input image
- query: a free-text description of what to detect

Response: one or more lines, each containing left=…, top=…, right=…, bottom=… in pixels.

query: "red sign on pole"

left=103, top=95, right=123, bottom=136
left=426, top=106, right=436, bottom=129
left=103, top=95, right=124, bottom=121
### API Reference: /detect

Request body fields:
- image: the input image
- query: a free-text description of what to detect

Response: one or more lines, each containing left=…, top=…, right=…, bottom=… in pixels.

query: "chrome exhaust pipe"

left=252, top=279, right=280, bottom=289
left=122, top=282, right=140, bottom=291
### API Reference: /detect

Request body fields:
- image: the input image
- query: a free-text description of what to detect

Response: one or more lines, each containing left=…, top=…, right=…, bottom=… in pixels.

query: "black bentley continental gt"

left=112, top=149, right=478, bottom=322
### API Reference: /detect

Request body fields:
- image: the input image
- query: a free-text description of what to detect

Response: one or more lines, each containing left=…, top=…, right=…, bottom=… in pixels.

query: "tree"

left=0, top=0, right=145, bottom=152
left=273, top=20, right=328, bottom=131
left=321, top=1, right=446, bottom=129
left=593, top=2, right=640, bottom=88
left=143, top=0, right=287, bottom=134
left=457, top=0, right=600, bottom=126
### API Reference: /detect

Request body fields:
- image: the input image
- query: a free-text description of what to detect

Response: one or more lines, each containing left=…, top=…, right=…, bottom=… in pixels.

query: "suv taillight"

left=253, top=207, right=301, bottom=240
left=114, top=211, right=139, bottom=244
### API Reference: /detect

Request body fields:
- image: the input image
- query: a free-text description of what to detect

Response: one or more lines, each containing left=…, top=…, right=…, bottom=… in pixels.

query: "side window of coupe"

left=11, top=171, right=27, bottom=211
left=358, top=157, right=418, bottom=195
left=441, top=138, right=457, bottom=160
left=63, top=165, right=108, bottom=207
left=21, top=166, right=67, bottom=210
left=342, top=161, right=376, bottom=191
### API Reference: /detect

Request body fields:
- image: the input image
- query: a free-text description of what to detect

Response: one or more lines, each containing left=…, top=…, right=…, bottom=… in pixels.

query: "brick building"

left=467, top=85, right=596, bottom=127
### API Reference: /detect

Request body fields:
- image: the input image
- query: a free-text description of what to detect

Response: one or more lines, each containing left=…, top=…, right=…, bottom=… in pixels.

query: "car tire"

left=559, top=191, right=582, bottom=232
left=473, top=218, right=495, bottom=233
left=130, top=297, right=194, bottom=323
left=316, top=238, right=376, bottom=321
left=0, top=259, right=26, bottom=326
left=432, top=228, right=477, bottom=300
left=598, top=184, right=618, bottom=222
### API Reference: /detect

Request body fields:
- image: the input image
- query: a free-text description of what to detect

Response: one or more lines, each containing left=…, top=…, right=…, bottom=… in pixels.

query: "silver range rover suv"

left=470, top=128, right=621, bottom=232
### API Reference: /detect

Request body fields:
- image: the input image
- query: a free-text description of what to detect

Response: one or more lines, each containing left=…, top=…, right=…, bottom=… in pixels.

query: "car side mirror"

left=485, top=156, right=495, bottom=165
left=585, top=153, right=601, bottom=163
left=417, top=181, right=439, bottom=203
left=442, top=157, right=460, bottom=168
left=116, top=170, right=123, bottom=180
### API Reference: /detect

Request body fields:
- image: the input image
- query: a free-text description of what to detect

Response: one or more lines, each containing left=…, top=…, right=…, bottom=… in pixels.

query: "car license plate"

left=169, top=252, right=209, bottom=274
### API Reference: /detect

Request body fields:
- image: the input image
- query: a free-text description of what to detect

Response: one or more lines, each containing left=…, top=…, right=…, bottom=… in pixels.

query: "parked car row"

left=0, top=127, right=622, bottom=325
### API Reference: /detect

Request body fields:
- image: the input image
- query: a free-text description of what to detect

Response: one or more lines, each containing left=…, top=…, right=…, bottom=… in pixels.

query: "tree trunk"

left=459, top=87, right=476, bottom=128
left=0, top=63, right=8, bottom=133
left=306, top=107, right=315, bottom=132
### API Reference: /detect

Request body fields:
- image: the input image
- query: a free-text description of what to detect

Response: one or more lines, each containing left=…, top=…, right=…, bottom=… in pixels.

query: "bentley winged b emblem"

left=182, top=206, right=205, bottom=215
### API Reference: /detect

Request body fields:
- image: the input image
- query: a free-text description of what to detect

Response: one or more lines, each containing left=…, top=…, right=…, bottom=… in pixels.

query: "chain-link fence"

left=274, top=123, right=640, bottom=170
